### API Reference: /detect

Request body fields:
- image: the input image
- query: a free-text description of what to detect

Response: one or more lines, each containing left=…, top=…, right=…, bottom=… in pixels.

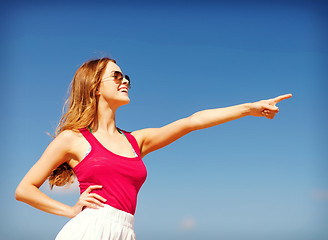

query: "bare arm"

left=133, top=94, right=292, bottom=157
left=15, top=131, right=106, bottom=218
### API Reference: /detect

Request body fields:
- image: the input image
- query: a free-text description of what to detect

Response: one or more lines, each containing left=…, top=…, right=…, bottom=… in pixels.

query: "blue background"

left=1, top=0, right=327, bottom=239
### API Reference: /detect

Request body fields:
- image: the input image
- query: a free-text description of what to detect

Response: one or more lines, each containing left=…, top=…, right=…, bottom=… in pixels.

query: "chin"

left=107, top=96, right=130, bottom=107
left=120, top=97, right=130, bottom=106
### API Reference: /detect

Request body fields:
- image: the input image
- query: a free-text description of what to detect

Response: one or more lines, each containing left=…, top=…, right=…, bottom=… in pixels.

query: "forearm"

left=15, top=184, right=74, bottom=218
left=189, top=103, right=252, bottom=130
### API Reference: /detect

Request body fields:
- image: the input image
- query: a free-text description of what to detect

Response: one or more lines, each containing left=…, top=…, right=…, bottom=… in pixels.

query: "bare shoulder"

left=52, top=129, right=85, bottom=152
left=130, top=118, right=192, bottom=157
left=131, top=128, right=153, bottom=143
left=131, top=128, right=156, bottom=157
left=56, top=129, right=81, bottom=143
left=130, top=129, right=144, bottom=138
left=54, top=129, right=90, bottom=166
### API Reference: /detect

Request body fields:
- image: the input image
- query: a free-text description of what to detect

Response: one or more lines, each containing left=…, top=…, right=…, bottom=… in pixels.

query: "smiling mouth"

left=119, top=88, right=128, bottom=93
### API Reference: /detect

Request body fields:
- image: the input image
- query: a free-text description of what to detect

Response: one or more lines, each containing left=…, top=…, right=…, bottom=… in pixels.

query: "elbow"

left=187, top=113, right=203, bottom=131
left=15, top=185, right=24, bottom=201
left=15, top=182, right=41, bottom=202
left=15, top=184, right=28, bottom=202
left=15, top=186, right=23, bottom=201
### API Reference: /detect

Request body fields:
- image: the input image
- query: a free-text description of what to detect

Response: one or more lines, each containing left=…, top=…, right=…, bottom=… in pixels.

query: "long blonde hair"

left=48, top=57, right=116, bottom=188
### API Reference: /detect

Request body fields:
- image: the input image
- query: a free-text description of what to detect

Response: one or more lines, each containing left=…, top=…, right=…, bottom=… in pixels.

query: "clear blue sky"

left=1, top=1, right=327, bottom=239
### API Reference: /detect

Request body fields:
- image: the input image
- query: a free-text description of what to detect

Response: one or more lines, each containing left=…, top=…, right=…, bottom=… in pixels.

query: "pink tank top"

left=73, top=128, right=147, bottom=215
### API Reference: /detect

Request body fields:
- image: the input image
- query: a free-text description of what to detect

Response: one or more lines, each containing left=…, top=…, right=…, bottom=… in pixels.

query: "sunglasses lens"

left=113, top=71, right=123, bottom=79
left=112, top=71, right=131, bottom=88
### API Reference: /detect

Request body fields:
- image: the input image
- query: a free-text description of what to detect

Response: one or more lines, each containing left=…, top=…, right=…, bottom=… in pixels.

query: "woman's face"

left=97, top=61, right=131, bottom=108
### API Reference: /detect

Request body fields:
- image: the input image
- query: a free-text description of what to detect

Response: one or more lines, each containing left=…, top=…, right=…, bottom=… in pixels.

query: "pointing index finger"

left=272, top=93, right=292, bottom=104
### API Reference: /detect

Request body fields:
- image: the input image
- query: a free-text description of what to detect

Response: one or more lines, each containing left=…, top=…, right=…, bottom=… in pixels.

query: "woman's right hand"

left=249, top=94, right=292, bottom=119
left=70, top=185, right=107, bottom=218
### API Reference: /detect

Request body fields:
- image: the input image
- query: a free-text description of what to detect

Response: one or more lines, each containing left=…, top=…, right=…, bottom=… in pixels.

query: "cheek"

left=101, top=90, right=118, bottom=101
left=99, top=84, right=117, bottom=98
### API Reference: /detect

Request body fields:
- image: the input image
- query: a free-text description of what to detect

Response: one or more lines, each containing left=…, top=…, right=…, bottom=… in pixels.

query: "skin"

left=15, top=61, right=292, bottom=218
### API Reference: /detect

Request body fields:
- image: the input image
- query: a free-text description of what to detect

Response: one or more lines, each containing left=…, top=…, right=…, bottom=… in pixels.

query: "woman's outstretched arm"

left=132, top=94, right=292, bottom=158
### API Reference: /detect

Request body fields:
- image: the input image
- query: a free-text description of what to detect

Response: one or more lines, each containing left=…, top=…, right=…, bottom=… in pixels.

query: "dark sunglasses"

left=112, top=71, right=131, bottom=89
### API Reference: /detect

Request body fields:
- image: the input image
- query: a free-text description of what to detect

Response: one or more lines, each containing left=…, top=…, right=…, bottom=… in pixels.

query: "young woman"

left=15, top=57, right=292, bottom=240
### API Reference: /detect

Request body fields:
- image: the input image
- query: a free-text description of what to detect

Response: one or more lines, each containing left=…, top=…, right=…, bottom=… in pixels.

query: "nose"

left=122, top=77, right=131, bottom=88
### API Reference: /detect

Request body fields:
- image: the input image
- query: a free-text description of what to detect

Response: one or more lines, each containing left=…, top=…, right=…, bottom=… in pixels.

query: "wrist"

left=242, top=103, right=252, bottom=116
left=62, top=206, right=76, bottom=218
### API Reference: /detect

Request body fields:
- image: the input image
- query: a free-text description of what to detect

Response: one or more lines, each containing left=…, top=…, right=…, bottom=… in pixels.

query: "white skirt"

left=55, top=205, right=136, bottom=240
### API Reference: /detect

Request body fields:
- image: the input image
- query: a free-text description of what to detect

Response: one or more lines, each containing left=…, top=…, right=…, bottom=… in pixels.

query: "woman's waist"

left=81, top=204, right=135, bottom=229
left=79, top=184, right=138, bottom=215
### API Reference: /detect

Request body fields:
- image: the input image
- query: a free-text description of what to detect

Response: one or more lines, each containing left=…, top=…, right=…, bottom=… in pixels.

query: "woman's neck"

left=92, top=104, right=118, bottom=135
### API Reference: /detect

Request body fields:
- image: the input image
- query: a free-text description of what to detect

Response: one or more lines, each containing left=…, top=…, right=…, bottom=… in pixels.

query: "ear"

left=95, top=88, right=101, bottom=95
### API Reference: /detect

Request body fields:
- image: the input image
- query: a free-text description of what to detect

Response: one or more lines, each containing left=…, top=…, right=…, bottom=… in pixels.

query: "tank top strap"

left=118, top=129, right=141, bottom=157
left=79, top=128, right=99, bottom=149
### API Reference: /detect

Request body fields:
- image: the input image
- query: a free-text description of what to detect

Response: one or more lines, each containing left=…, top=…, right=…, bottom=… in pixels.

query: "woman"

left=15, top=57, right=292, bottom=240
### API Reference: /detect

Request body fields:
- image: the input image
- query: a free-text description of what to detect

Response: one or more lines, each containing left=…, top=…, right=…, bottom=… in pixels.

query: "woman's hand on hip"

left=70, top=185, right=107, bottom=218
